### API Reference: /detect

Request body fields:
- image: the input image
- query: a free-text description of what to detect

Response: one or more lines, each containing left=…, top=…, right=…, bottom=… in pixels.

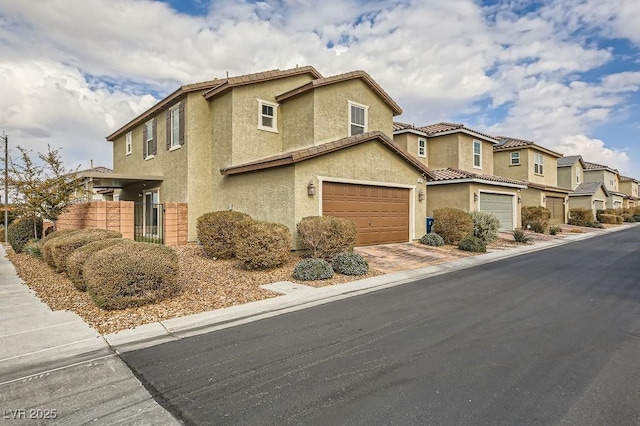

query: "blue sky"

left=0, top=0, right=638, bottom=177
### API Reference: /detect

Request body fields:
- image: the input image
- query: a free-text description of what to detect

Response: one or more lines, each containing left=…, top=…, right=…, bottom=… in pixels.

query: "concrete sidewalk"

left=106, top=224, right=635, bottom=354
left=0, top=245, right=178, bottom=425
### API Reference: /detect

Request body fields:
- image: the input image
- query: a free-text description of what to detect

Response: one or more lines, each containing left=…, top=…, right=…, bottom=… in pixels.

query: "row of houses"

left=82, top=65, right=638, bottom=247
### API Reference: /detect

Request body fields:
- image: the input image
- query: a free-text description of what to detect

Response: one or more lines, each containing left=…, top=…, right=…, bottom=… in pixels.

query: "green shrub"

left=48, top=229, right=122, bottom=273
left=521, top=206, right=550, bottom=233
left=40, top=229, right=83, bottom=266
left=297, top=216, right=357, bottom=260
left=470, top=211, right=500, bottom=243
left=599, top=214, right=618, bottom=224
left=7, top=217, right=43, bottom=253
left=84, top=242, right=179, bottom=310
left=332, top=252, right=368, bottom=276
left=420, top=233, right=444, bottom=247
left=622, top=213, right=636, bottom=222
left=512, top=228, right=531, bottom=243
left=67, top=239, right=131, bottom=291
left=23, top=239, right=42, bottom=257
left=568, top=208, right=594, bottom=226
left=549, top=225, right=562, bottom=235
left=293, top=258, right=334, bottom=281
left=196, top=211, right=252, bottom=259
left=432, top=208, right=473, bottom=245
left=457, top=236, right=486, bottom=252
left=236, top=220, right=292, bottom=270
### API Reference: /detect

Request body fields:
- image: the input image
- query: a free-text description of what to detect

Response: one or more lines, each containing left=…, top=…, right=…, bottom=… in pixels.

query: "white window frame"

left=125, top=132, right=132, bottom=156
left=576, top=168, right=580, bottom=184
left=348, top=101, right=368, bottom=136
left=418, top=137, right=426, bottom=158
left=144, top=120, right=154, bottom=160
left=510, top=151, right=520, bottom=165
left=257, top=99, right=278, bottom=133
left=534, top=153, right=544, bottom=175
left=473, top=140, right=482, bottom=169
left=169, top=104, right=180, bottom=149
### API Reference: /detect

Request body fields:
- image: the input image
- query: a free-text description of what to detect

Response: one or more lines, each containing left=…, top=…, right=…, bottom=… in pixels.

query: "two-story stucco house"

left=619, top=176, right=639, bottom=208
left=557, top=155, right=610, bottom=219
left=582, top=161, right=625, bottom=209
left=393, top=122, right=526, bottom=231
left=492, top=137, right=570, bottom=224
left=100, top=66, right=435, bottom=247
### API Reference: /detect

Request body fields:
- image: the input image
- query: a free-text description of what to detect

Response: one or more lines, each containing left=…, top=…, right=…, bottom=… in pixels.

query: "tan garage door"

left=322, top=182, right=409, bottom=246
left=479, top=192, right=514, bottom=231
left=546, top=197, right=565, bottom=224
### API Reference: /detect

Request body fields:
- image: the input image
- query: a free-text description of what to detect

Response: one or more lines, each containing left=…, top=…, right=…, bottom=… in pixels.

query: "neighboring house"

left=393, top=122, right=526, bottom=231
left=557, top=155, right=610, bottom=219
left=582, top=161, right=625, bottom=209
left=618, top=176, right=639, bottom=208
left=74, top=166, right=117, bottom=202
left=100, top=66, right=435, bottom=247
left=492, top=137, right=570, bottom=224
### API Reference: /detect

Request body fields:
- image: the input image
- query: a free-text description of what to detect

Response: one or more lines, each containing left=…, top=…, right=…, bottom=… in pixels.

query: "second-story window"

left=125, top=132, right=132, bottom=156
left=534, top=153, right=544, bottom=175
left=258, top=99, right=278, bottom=132
left=418, top=137, right=426, bottom=158
left=473, top=140, right=481, bottom=168
left=142, top=118, right=156, bottom=159
left=510, top=151, right=520, bottom=165
left=576, top=169, right=580, bottom=184
left=169, top=105, right=180, bottom=148
left=349, top=101, right=368, bottom=136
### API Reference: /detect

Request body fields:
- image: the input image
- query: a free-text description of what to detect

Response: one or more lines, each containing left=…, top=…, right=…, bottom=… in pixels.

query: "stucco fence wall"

left=51, top=201, right=188, bottom=246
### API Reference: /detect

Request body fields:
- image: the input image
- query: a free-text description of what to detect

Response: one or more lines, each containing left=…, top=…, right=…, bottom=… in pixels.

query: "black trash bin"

left=426, top=217, right=434, bottom=233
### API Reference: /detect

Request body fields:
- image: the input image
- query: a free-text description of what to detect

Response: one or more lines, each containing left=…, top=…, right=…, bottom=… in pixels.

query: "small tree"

left=6, top=145, right=84, bottom=238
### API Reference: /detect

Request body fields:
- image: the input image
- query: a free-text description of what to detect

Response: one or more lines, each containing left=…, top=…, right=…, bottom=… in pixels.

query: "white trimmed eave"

left=427, top=178, right=526, bottom=189
left=393, top=128, right=428, bottom=137
left=429, top=129, right=499, bottom=144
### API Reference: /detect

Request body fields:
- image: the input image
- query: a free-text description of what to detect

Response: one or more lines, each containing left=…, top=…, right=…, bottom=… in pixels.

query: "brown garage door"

left=546, top=197, right=565, bottom=224
left=322, top=182, right=409, bottom=246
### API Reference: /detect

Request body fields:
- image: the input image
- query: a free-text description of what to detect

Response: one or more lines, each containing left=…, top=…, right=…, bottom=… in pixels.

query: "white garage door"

left=479, top=192, right=514, bottom=231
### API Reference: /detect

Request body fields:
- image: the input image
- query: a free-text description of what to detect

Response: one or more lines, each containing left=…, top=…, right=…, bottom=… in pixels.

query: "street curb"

left=104, top=224, right=635, bottom=353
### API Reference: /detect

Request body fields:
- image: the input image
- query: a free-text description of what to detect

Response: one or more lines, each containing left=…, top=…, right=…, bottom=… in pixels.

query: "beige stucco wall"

left=568, top=186, right=608, bottom=218
left=527, top=150, right=558, bottom=186
left=393, top=132, right=427, bottom=167
left=458, top=135, right=494, bottom=175
left=584, top=169, right=619, bottom=192
left=521, top=188, right=569, bottom=223
left=493, top=149, right=529, bottom=181
left=620, top=180, right=639, bottom=198
left=281, top=93, right=315, bottom=152
left=426, top=134, right=459, bottom=170
left=608, top=194, right=624, bottom=209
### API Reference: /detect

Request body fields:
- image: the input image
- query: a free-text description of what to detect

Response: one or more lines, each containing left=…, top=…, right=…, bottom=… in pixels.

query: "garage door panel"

left=479, top=193, right=514, bottom=231
left=546, top=197, right=565, bottom=224
left=322, top=182, right=410, bottom=246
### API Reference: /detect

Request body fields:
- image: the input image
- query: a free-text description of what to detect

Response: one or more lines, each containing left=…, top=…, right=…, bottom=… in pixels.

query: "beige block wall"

left=57, top=201, right=135, bottom=240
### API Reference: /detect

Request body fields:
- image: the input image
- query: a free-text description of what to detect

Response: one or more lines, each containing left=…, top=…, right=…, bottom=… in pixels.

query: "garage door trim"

left=318, top=176, right=416, bottom=242
left=477, top=190, right=516, bottom=231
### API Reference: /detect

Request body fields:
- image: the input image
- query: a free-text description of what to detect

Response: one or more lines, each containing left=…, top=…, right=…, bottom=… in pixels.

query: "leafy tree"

left=6, top=145, right=84, bottom=238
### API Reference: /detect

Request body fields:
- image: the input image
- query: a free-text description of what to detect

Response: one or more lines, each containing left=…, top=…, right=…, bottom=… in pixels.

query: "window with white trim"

left=144, top=120, right=154, bottom=159
left=258, top=99, right=278, bottom=132
left=576, top=168, right=580, bottom=184
left=418, top=137, right=426, bottom=158
left=348, top=101, right=368, bottom=136
left=473, top=140, right=481, bottom=168
left=510, top=151, right=520, bottom=165
left=125, top=132, right=132, bottom=156
left=534, top=153, right=544, bottom=175
left=170, top=105, right=180, bottom=148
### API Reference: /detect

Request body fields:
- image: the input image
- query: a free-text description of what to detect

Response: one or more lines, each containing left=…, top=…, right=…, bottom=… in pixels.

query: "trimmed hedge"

left=470, top=211, right=500, bottom=243
left=598, top=214, right=618, bottom=224
left=40, top=229, right=83, bottom=266
left=568, top=208, right=595, bottom=226
left=236, top=220, right=292, bottom=270
left=458, top=236, right=486, bottom=252
left=297, top=216, right=357, bottom=260
left=332, top=252, right=368, bottom=276
left=196, top=211, right=252, bottom=259
left=7, top=217, right=43, bottom=253
left=84, top=242, right=180, bottom=310
left=46, top=229, right=122, bottom=272
left=521, top=206, right=550, bottom=234
left=432, top=208, right=473, bottom=245
left=293, top=258, right=334, bottom=281
left=67, top=238, right=130, bottom=291
left=420, top=233, right=445, bottom=247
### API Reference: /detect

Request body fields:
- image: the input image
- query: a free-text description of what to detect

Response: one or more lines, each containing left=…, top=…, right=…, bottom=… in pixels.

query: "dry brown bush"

left=40, top=230, right=83, bottom=266
left=297, top=216, right=357, bottom=260
left=236, top=220, right=292, bottom=270
left=432, top=208, right=473, bottom=244
left=196, top=211, right=252, bottom=259
left=48, top=229, right=122, bottom=272
left=67, top=238, right=131, bottom=291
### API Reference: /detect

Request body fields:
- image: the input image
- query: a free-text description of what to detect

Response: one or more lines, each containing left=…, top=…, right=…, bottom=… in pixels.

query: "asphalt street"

left=123, top=227, right=640, bottom=425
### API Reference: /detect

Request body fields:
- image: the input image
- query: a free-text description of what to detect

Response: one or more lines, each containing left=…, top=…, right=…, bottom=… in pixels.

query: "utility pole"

left=1, top=132, right=7, bottom=244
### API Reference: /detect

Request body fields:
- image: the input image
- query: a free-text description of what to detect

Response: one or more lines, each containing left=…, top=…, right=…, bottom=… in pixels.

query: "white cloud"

left=553, top=135, right=631, bottom=175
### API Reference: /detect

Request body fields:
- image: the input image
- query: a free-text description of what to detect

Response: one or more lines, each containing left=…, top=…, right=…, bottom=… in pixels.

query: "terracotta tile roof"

left=557, top=155, right=583, bottom=167
left=524, top=182, right=572, bottom=193
left=620, top=175, right=639, bottom=183
left=78, top=166, right=113, bottom=175
left=429, top=168, right=526, bottom=187
left=203, top=66, right=322, bottom=100
left=220, top=131, right=435, bottom=179
left=392, top=121, right=428, bottom=135
left=276, top=71, right=402, bottom=115
left=405, top=122, right=499, bottom=143
left=583, top=161, right=619, bottom=173
left=570, top=182, right=610, bottom=197
left=493, top=136, right=562, bottom=157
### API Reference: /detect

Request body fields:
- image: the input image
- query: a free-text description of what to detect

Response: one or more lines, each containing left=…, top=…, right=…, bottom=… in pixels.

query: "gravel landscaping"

left=6, top=245, right=381, bottom=335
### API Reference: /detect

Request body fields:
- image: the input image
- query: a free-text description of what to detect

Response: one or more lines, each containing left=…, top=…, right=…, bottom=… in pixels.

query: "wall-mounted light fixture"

left=473, top=192, right=478, bottom=202
left=138, top=193, right=143, bottom=198
left=418, top=189, right=425, bottom=202
left=518, top=197, right=522, bottom=204
left=543, top=196, right=547, bottom=202
left=307, top=180, right=316, bottom=196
